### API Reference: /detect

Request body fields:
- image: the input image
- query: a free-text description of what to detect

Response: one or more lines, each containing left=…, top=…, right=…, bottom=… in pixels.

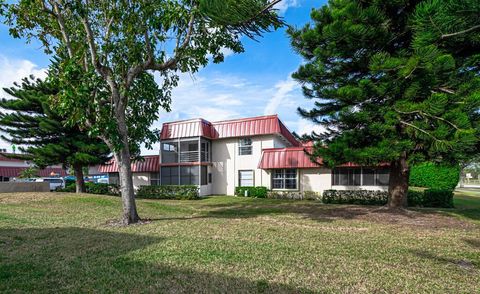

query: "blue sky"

left=0, top=0, right=327, bottom=154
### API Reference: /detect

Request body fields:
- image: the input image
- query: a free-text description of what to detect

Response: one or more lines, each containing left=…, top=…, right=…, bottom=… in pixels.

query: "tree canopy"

left=1, top=0, right=284, bottom=223
left=0, top=76, right=111, bottom=192
left=289, top=0, right=480, bottom=207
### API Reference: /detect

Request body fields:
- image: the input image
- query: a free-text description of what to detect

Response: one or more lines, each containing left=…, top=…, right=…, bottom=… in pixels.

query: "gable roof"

left=160, top=115, right=300, bottom=147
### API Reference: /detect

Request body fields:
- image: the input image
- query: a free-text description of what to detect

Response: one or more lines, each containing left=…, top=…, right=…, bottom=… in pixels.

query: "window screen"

left=239, top=170, right=254, bottom=187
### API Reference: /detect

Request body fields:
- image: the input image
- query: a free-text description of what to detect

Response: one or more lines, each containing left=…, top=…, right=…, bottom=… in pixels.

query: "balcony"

left=161, top=139, right=210, bottom=164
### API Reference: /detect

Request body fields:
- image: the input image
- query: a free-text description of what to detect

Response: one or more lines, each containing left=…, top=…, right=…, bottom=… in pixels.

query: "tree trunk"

left=73, top=164, right=86, bottom=193
left=114, top=147, right=140, bottom=224
left=388, top=152, right=409, bottom=208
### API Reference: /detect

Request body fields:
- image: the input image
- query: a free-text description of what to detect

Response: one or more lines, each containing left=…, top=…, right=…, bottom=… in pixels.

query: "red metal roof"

left=160, top=115, right=300, bottom=147
left=98, top=155, right=159, bottom=173
left=258, top=147, right=323, bottom=169
left=0, top=167, right=67, bottom=177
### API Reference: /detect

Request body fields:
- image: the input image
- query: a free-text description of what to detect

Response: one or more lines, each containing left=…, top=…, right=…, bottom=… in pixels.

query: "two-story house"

left=157, top=115, right=390, bottom=196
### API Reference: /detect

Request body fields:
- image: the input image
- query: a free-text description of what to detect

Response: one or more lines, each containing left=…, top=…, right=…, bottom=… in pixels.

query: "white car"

left=35, top=178, right=65, bottom=191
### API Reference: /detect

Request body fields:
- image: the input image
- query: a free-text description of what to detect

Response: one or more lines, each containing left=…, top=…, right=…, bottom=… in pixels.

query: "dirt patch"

left=300, top=205, right=476, bottom=229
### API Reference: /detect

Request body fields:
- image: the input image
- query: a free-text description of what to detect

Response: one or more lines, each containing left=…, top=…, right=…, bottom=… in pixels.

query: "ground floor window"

left=150, top=172, right=160, bottom=186
left=239, top=170, right=254, bottom=187
left=272, top=169, right=297, bottom=190
left=332, top=168, right=390, bottom=186
left=161, top=166, right=207, bottom=186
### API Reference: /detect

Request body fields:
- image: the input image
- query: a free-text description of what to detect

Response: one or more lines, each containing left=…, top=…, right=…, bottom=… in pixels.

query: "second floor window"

left=239, top=138, right=252, bottom=155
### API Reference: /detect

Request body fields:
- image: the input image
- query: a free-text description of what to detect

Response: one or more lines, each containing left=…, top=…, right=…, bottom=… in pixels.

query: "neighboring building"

left=0, top=153, right=66, bottom=181
left=97, top=115, right=390, bottom=196
left=158, top=115, right=390, bottom=196
left=97, top=155, right=160, bottom=190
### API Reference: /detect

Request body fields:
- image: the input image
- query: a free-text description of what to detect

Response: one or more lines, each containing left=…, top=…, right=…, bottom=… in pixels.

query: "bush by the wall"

left=407, top=189, right=424, bottom=207
left=235, top=186, right=268, bottom=198
left=136, top=185, right=199, bottom=200
left=56, top=182, right=119, bottom=195
left=266, top=190, right=321, bottom=200
left=409, top=163, right=460, bottom=190
left=423, top=189, right=454, bottom=208
left=322, top=190, right=388, bottom=205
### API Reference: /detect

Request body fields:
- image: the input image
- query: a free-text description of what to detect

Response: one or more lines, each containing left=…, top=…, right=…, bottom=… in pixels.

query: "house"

left=158, top=115, right=390, bottom=196
left=0, top=153, right=67, bottom=181
left=96, top=115, right=390, bottom=195
left=97, top=155, right=160, bottom=189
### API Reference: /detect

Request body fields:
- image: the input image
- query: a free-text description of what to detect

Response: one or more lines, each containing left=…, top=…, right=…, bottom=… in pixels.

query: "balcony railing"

left=179, top=151, right=199, bottom=163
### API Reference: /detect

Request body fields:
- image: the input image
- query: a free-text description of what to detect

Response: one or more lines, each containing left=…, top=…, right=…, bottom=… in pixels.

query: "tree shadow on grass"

left=409, top=249, right=477, bottom=270
left=146, top=199, right=476, bottom=229
left=0, top=227, right=309, bottom=293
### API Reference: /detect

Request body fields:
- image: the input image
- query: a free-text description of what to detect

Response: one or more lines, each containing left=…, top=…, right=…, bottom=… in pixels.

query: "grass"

left=0, top=191, right=479, bottom=293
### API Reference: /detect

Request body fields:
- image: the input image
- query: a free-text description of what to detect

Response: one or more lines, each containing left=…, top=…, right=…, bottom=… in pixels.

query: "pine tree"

left=289, top=0, right=480, bottom=207
left=0, top=76, right=110, bottom=193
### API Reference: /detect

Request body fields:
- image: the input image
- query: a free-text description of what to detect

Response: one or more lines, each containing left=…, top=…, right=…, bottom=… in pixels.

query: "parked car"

left=35, top=177, right=65, bottom=191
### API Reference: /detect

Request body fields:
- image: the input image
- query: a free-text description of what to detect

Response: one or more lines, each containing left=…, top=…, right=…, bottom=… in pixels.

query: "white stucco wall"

left=331, top=185, right=388, bottom=191
left=211, top=135, right=278, bottom=195
left=300, top=168, right=332, bottom=194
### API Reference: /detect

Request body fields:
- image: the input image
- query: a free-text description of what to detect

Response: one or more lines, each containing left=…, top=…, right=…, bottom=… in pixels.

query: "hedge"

left=57, top=182, right=120, bottom=196
left=409, top=163, right=460, bottom=190
left=322, top=189, right=454, bottom=208
left=322, top=190, right=388, bottom=205
left=136, top=185, right=199, bottom=200
left=234, top=186, right=268, bottom=198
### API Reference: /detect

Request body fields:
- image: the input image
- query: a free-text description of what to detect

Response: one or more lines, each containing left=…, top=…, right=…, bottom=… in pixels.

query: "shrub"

left=423, top=189, right=454, bottom=208
left=56, top=182, right=119, bottom=195
left=409, top=163, right=460, bottom=190
left=136, top=185, right=199, bottom=200
left=407, top=189, right=424, bottom=207
left=85, top=182, right=120, bottom=195
left=57, top=183, right=76, bottom=192
left=235, top=186, right=268, bottom=198
left=322, top=190, right=388, bottom=205
left=267, top=190, right=304, bottom=200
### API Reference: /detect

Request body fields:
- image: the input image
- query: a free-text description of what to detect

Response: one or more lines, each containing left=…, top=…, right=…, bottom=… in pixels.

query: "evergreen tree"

left=0, top=76, right=110, bottom=193
left=289, top=0, right=480, bottom=207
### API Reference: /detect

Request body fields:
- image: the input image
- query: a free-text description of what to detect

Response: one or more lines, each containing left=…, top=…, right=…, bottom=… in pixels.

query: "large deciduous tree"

left=289, top=0, right=480, bottom=208
left=1, top=0, right=283, bottom=224
left=0, top=76, right=110, bottom=193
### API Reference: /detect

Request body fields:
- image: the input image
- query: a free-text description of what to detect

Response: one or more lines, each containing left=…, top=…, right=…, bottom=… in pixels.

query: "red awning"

left=0, top=166, right=67, bottom=178
left=160, top=115, right=300, bottom=147
left=258, top=147, right=323, bottom=169
left=98, top=155, right=159, bottom=173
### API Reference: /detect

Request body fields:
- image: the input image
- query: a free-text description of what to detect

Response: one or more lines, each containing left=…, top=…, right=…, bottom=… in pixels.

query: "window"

left=332, top=168, right=361, bottom=186
left=180, top=166, right=199, bottom=185
left=201, top=141, right=210, bottom=162
left=239, top=138, right=252, bottom=155
left=376, top=169, right=390, bottom=186
left=362, top=168, right=375, bottom=186
left=161, top=142, right=178, bottom=163
left=239, top=170, right=254, bottom=187
left=161, top=166, right=179, bottom=185
left=201, top=166, right=208, bottom=186
left=180, top=141, right=199, bottom=162
left=332, top=168, right=390, bottom=186
left=150, top=172, right=160, bottom=186
left=272, top=169, right=297, bottom=190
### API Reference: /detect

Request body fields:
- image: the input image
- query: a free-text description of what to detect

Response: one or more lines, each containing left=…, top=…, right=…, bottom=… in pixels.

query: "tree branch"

left=441, top=24, right=480, bottom=39
left=399, top=120, right=443, bottom=142
left=45, top=0, right=74, bottom=58
left=395, top=108, right=460, bottom=130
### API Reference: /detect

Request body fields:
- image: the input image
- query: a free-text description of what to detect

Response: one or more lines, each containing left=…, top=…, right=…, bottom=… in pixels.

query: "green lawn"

left=0, top=191, right=479, bottom=293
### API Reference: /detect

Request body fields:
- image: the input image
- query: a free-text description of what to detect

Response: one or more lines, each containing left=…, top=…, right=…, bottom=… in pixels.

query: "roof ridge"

left=211, top=114, right=278, bottom=124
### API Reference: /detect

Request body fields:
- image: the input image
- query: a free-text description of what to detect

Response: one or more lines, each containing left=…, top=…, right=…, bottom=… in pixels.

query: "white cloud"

left=0, top=55, right=47, bottom=94
left=263, top=77, right=299, bottom=115
left=0, top=55, right=47, bottom=152
left=274, top=0, right=300, bottom=14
